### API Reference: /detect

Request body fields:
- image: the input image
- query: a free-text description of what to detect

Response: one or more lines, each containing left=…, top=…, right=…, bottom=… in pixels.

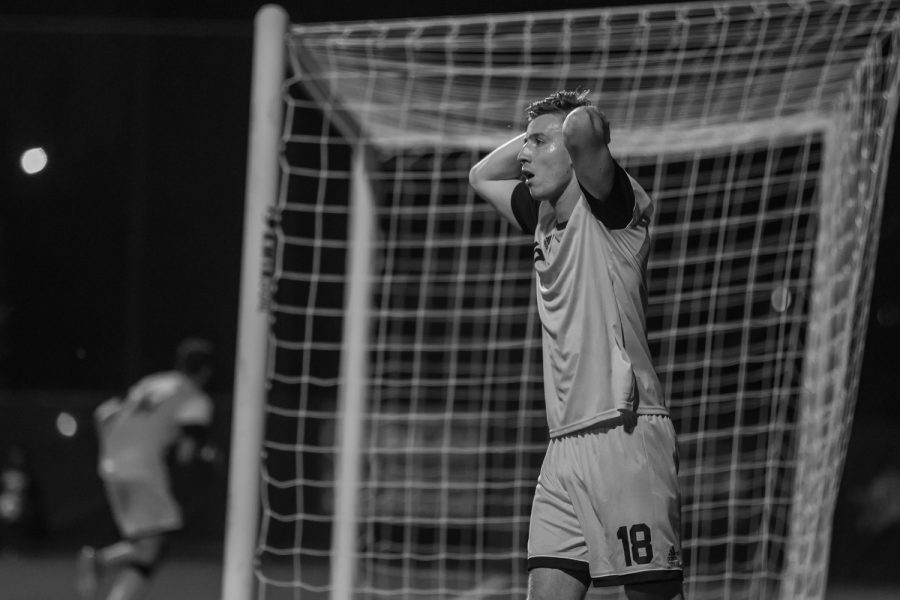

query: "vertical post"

left=330, top=149, right=375, bottom=600
left=221, top=5, right=287, bottom=600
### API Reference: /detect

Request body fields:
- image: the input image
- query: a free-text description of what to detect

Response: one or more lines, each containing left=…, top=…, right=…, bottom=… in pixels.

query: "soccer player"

left=76, top=338, right=215, bottom=600
left=468, top=90, right=684, bottom=600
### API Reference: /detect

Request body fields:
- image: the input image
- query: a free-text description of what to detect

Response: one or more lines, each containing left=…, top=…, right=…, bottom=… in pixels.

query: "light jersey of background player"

left=97, top=369, right=213, bottom=512
left=468, top=90, right=683, bottom=600
left=76, top=339, right=215, bottom=600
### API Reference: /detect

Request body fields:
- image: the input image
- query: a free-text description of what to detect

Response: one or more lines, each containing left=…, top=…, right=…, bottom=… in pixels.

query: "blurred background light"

left=20, top=146, right=48, bottom=175
left=55, top=411, right=78, bottom=438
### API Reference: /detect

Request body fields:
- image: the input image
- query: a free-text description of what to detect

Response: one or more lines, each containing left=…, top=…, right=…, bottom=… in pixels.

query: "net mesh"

left=250, top=2, right=900, bottom=599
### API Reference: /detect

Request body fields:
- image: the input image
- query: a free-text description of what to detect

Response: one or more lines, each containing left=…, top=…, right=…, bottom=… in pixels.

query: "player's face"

left=517, top=113, right=574, bottom=203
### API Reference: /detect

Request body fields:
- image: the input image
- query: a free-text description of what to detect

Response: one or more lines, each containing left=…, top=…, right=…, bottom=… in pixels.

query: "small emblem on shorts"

left=667, top=546, right=681, bottom=567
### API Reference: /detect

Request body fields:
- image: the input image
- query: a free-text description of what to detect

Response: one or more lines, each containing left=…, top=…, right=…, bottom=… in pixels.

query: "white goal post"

left=225, top=2, right=900, bottom=599
left=222, top=6, right=288, bottom=600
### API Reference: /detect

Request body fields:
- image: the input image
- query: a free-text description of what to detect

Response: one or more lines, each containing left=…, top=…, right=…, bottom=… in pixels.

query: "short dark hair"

left=525, top=89, right=592, bottom=121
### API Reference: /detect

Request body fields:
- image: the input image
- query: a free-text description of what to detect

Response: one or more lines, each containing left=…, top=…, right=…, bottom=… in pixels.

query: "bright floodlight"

left=56, top=412, right=78, bottom=438
left=20, top=147, right=48, bottom=175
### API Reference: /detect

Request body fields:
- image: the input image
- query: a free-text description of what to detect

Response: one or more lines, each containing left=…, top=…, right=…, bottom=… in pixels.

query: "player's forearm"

left=469, top=132, right=525, bottom=186
left=562, top=106, right=608, bottom=147
left=468, top=133, right=526, bottom=228
left=563, top=106, right=614, bottom=201
left=175, top=437, right=198, bottom=465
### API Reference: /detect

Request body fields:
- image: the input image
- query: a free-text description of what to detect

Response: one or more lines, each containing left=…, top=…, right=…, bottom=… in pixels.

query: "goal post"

left=222, top=5, right=288, bottom=600
left=230, top=2, right=900, bottom=599
left=330, top=150, right=378, bottom=600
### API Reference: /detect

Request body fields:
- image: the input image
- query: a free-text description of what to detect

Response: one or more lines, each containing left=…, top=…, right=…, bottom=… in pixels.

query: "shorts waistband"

left=553, top=413, right=670, bottom=439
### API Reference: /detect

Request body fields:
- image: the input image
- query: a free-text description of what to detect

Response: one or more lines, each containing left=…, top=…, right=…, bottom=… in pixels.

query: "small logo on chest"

left=534, top=232, right=560, bottom=264
left=543, top=234, right=553, bottom=252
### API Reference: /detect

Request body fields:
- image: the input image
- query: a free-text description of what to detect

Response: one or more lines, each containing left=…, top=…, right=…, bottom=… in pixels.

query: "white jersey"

left=96, top=370, right=213, bottom=482
left=514, top=165, right=668, bottom=437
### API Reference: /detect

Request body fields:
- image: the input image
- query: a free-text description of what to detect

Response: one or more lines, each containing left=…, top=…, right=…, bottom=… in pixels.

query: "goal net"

left=233, top=1, right=900, bottom=599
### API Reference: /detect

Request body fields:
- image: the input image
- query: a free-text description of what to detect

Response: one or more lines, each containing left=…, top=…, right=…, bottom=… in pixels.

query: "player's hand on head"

left=563, top=105, right=610, bottom=146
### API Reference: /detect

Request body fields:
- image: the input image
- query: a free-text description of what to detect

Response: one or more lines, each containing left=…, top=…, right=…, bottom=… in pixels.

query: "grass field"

left=1, top=551, right=221, bottom=600
left=2, top=548, right=899, bottom=600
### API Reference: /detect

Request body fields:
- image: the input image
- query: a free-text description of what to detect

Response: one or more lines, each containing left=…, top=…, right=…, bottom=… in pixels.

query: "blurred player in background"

left=76, top=337, right=215, bottom=600
left=0, top=443, right=46, bottom=555
left=469, top=90, right=684, bottom=600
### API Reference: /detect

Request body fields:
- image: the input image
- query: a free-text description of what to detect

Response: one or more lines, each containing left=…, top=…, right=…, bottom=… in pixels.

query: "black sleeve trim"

left=510, top=181, right=539, bottom=234
left=580, top=161, right=635, bottom=230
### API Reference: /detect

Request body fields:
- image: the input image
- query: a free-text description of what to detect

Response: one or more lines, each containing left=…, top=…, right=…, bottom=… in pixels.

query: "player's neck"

left=549, top=177, right=581, bottom=223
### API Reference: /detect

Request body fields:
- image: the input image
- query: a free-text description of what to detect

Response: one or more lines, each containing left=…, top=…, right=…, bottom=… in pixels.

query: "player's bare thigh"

left=527, top=568, right=684, bottom=600
left=527, top=567, right=588, bottom=600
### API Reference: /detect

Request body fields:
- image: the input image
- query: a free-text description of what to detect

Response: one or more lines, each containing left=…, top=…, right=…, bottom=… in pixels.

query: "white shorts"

left=527, top=414, right=683, bottom=587
left=104, top=477, right=183, bottom=539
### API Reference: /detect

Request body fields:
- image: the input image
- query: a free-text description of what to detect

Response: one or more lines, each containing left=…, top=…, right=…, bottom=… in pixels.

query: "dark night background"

left=0, top=0, right=897, bottom=591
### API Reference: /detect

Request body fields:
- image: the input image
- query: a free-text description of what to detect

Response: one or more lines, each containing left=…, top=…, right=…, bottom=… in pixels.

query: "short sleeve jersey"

left=97, top=371, right=213, bottom=481
left=511, top=162, right=668, bottom=438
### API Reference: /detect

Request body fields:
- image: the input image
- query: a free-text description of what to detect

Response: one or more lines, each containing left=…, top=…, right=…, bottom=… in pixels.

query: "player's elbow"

left=468, top=161, right=484, bottom=188
left=468, top=162, right=488, bottom=195
left=563, top=106, right=610, bottom=154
